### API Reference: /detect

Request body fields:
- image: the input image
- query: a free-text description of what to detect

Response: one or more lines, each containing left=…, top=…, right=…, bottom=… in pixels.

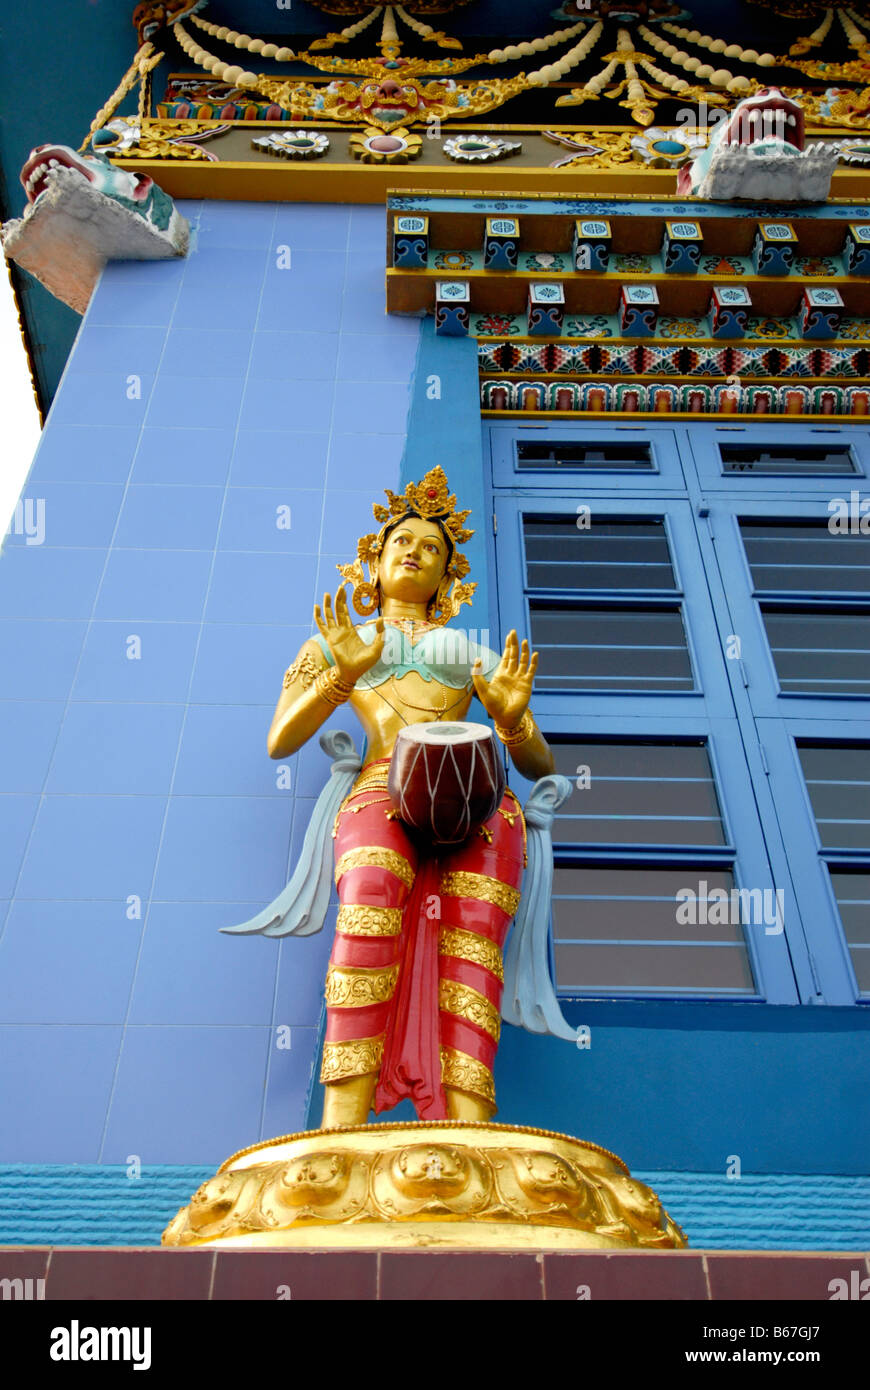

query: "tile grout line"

left=91, top=249, right=194, bottom=1165
left=260, top=205, right=357, bottom=1144
left=224, top=205, right=295, bottom=1149
left=285, top=206, right=374, bottom=1139
left=96, top=206, right=275, bottom=1165
left=0, top=280, right=180, bottom=949
left=314, top=206, right=347, bottom=597
left=0, top=267, right=182, bottom=968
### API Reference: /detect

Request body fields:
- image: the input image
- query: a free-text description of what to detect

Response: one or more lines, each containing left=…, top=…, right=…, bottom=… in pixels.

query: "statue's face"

left=379, top=515, right=448, bottom=604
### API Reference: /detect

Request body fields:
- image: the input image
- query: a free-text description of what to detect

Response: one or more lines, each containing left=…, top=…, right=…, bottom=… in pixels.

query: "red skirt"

left=321, top=761, right=525, bottom=1119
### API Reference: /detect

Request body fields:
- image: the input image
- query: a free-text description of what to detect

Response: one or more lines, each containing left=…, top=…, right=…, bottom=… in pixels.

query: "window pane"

left=828, top=870, right=870, bottom=995
left=524, top=517, right=676, bottom=591
left=518, top=441, right=653, bottom=471
left=762, top=610, right=870, bottom=696
left=798, top=745, right=870, bottom=851
left=530, top=604, right=694, bottom=691
left=722, top=445, right=857, bottom=476
left=550, top=741, right=726, bottom=846
left=740, top=522, right=870, bottom=597
left=552, top=866, right=756, bottom=994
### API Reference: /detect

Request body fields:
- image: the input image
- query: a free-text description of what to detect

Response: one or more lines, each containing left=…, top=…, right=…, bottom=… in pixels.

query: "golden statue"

left=266, top=466, right=554, bottom=1130
left=163, top=466, right=687, bottom=1251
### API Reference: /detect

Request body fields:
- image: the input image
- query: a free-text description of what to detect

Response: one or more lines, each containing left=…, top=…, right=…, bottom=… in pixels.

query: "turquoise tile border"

left=1, top=1166, right=867, bottom=1249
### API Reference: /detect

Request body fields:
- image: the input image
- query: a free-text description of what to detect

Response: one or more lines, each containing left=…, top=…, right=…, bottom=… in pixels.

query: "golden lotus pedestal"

left=162, top=1121, right=687, bottom=1250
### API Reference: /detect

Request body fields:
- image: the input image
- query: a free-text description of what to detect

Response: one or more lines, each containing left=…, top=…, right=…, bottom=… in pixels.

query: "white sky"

left=0, top=263, right=42, bottom=533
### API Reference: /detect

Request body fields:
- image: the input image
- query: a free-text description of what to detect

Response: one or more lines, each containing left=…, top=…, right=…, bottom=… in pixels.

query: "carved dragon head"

left=20, top=144, right=155, bottom=209
left=677, top=87, right=838, bottom=202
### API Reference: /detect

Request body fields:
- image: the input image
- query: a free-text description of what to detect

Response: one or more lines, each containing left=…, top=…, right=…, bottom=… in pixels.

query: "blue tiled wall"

left=0, top=201, right=420, bottom=1166
left=2, top=199, right=867, bottom=1252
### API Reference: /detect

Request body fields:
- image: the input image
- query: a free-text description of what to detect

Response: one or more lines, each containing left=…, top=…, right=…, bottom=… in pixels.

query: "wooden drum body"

left=388, top=721, right=506, bottom=846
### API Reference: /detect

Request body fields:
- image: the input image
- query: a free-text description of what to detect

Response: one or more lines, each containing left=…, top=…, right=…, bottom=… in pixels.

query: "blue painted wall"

left=0, top=199, right=420, bottom=1167
left=0, top=199, right=867, bottom=1249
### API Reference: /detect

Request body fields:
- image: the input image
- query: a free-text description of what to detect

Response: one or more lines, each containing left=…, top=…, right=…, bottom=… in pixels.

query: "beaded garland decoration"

left=95, top=0, right=870, bottom=146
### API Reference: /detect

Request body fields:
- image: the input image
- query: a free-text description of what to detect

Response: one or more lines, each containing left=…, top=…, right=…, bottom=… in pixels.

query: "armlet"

left=283, top=651, right=325, bottom=691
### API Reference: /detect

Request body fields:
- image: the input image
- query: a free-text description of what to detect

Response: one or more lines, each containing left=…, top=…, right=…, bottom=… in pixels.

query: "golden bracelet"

left=316, top=667, right=355, bottom=707
left=495, top=709, right=536, bottom=747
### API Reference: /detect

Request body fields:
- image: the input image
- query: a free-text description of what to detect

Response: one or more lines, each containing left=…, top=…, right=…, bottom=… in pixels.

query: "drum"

left=388, top=721, right=506, bottom=846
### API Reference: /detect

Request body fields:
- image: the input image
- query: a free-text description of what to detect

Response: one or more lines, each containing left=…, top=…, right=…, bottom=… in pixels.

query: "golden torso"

left=350, top=668, right=474, bottom=765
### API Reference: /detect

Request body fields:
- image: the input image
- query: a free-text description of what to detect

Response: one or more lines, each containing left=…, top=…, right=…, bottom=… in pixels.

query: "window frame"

left=530, top=717, right=802, bottom=1004
left=707, top=498, right=870, bottom=719
left=489, top=420, right=687, bottom=492
left=753, top=721, right=869, bottom=1004
left=487, top=419, right=870, bottom=1008
left=688, top=422, right=870, bottom=497
left=495, top=494, right=734, bottom=721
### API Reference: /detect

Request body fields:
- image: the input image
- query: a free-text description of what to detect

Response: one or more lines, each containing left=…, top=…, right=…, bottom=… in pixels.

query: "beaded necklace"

left=368, top=617, right=471, bottom=726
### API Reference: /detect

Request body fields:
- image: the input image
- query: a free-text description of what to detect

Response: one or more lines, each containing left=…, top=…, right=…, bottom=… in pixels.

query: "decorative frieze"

left=480, top=379, right=870, bottom=417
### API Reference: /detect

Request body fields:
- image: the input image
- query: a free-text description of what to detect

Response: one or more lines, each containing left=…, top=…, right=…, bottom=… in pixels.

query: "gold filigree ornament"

left=337, top=465, right=476, bottom=624
left=325, top=962, right=400, bottom=1008
left=438, top=979, right=501, bottom=1041
left=283, top=652, right=322, bottom=690
left=320, top=1035, right=385, bottom=1083
left=788, top=56, right=870, bottom=83
left=335, top=845, right=416, bottom=888
left=798, top=84, right=870, bottom=129
left=439, top=925, right=504, bottom=980
left=93, top=117, right=223, bottom=161
left=162, top=1120, right=688, bottom=1250
left=440, top=869, right=521, bottom=916
left=336, top=904, right=403, bottom=936
left=253, top=71, right=527, bottom=130
left=349, top=126, right=423, bottom=162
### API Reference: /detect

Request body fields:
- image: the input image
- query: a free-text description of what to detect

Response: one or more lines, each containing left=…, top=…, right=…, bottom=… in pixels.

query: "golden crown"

left=337, top=466, right=476, bottom=624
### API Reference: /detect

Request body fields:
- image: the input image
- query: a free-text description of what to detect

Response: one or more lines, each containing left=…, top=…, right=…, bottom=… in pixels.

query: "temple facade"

left=0, top=0, right=869, bottom=1282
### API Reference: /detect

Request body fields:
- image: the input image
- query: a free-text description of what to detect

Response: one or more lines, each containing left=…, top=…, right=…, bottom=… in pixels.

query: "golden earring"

left=427, top=574, right=454, bottom=624
left=353, top=581, right=379, bottom=616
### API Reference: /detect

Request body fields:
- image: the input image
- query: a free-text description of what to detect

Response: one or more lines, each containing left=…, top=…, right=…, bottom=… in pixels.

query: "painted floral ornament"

left=443, top=134, right=522, bottom=162
left=837, top=139, right=870, bottom=166
left=631, top=126, right=706, bottom=167
left=349, top=127, right=422, bottom=163
left=251, top=131, right=330, bottom=160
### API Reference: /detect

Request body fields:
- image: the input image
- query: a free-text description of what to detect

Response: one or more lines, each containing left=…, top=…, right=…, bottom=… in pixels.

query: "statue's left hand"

left=471, top=630, right=539, bottom=729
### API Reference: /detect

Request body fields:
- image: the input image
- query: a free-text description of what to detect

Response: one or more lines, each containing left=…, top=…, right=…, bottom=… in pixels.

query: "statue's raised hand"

left=472, top=630, right=538, bottom=729
left=314, top=586, right=385, bottom=685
